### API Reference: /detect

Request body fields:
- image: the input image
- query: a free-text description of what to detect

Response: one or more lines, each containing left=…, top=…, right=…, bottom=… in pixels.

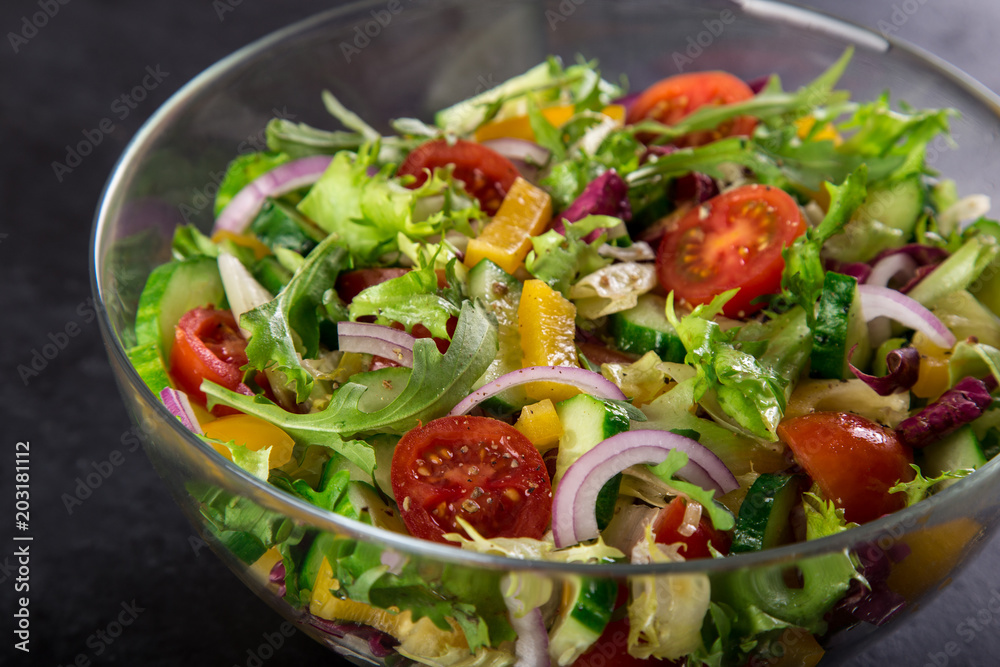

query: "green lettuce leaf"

left=348, top=260, right=460, bottom=339
left=205, top=300, right=498, bottom=444
left=241, top=234, right=350, bottom=402
left=666, top=292, right=786, bottom=441
left=647, top=449, right=735, bottom=531
left=525, top=215, right=616, bottom=294
left=780, top=165, right=869, bottom=322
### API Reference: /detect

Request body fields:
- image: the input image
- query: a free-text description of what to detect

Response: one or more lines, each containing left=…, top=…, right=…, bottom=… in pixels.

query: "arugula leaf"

left=525, top=215, right=615, bottom=294
left=889, top=464, right=974, bottom=506
left=348, top=261, right=460, bottom=339
left=321, top=90, right=380, bottom=142
left=171, top=224, right=219, bottom=260
left=647, top=449, right=735, bottom=531
left=214, top=151, right=291, bottom=216
left=241, top=234, right=350, bottom=402
left=206, top=300, right=498, bottom=442
left=780, top=165, right=868, bottom=322
left=629, top=47, right=853, bottom=144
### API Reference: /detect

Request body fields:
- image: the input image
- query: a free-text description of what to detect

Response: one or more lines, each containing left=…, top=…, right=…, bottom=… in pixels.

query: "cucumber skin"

left=730, top=473, right=804, bottom=554
left=609, top=294, right=685, bottom=362
left=920, top=425, right=986, bottom=490
left=134, top=256, right=226, bottom=359
left=810, top=272, right=870, bottom=380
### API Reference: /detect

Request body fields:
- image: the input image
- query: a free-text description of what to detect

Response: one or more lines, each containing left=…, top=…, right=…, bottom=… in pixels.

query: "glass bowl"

left=91, top=1, right=1000, bottom=665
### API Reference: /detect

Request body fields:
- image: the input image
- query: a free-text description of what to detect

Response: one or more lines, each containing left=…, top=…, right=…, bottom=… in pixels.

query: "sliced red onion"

left=337, top=321, right=415, bottom=367
left=160, top=387, right=203, bottom=435
left=866, top=253, right=918, bottom=289
left=213, top=155, right=333, bottom=234
left=481, top=138, right=552, bottom=166
left=552, top=430, right=737, bottom=548
left=500, top=578, right=549, bottom=667
left=858, top=285, right=956, bottom=349
left=450, top=366, right=626, bottom=416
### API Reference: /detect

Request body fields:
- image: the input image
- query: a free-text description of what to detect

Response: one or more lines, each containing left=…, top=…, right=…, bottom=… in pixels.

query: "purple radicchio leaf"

left=826, top=260, right=872, bottom=284
left=269, top=560, right=287, bottom=598
left=746, top=75, right=772, bottom=95
left=551, top=169, right=631, bottom=241
left=308, top=615, right=398, bottom=657
left=896, top=376, right=994, bottom=448
left=850, top=346, right=920, bottom=396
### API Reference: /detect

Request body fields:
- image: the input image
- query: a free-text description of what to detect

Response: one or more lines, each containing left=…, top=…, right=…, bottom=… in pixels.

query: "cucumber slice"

left=252, top=255, right=293, bottom=296
left=126, top=341, right=172, bottom=396
left=467, top=259, right=529, bottom=414
left=730, top=473, right=805, bottom=553
left=548, top=576, right=617, bottom=666
left=920, top=425, right=986, bottom=491
left=810, top=272, right=871, bottom=380
left=608, top=294, right=685, bottom=362
left=434, top=61, right=554, bottom=135
left=855, top=175, right=925, bottom=238
left=134, top=256, right=226, bottom=359
left=554, top=394, right=630, bottom=529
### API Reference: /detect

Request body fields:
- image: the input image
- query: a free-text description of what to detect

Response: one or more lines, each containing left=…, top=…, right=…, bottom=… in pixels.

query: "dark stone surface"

left=3, top=1, right=999, bottom=665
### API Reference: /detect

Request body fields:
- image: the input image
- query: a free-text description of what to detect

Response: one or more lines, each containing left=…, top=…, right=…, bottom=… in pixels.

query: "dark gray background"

left=2, top=1, right=999, bottom=665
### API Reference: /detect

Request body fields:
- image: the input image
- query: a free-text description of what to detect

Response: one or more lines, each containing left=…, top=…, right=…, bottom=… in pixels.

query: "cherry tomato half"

left=391, top=415, right=553, bottom=543
left=652, top=497, right=730, bottom=559
left=169, top=306, right=253, bottom=415
left=396, top=138, right=520, bottom=215
left=777, top=412, right=915, bottom=525
left=627, top=71, right=757, bottom=147
left=655, top=184, right=805, bottom=318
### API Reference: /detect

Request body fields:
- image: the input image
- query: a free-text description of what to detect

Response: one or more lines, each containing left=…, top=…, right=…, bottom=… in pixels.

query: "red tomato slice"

left=651, top=497, right=730, bottom=559
left=335, top=268, right=410, bottom=304
left=572, top=617, right=682, bottom=667
left=391, top=415, right=553, bottom=543
left=777, top=412, right=915, bottom=525
left=396, top=138, right=520, bottom=215
left=627, top=71, right=757, bottom=147
left=169, top=306, right=253, bottom=416
left=655, top=184, right=805, bottom=318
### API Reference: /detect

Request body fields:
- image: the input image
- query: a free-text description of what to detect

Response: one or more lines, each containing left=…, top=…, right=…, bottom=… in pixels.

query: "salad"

left=128, top=48, right=1000, bottom=666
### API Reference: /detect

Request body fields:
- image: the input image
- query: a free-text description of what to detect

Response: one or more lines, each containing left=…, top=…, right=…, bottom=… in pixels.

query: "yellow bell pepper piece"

left=310, top=557, right=468, bottom=657
left=910, top=332, right=951, bottom=399
left=518, top=279, right=580, bottom=402
left=795, top=116, right=841, bottom=145
left=514, top=399, right=563, bottom=452
left=474, top=104, right=626, bottom=143
left=211, top=229, right=271, bottom=259
left=465, top=177, right=552, bottom=274
left=202, top=413, right=295, bottom=469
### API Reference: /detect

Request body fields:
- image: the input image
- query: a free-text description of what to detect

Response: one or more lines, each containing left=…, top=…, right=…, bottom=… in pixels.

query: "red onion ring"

left=552, top=430, right=737, bottom=548
left=213, top=155, right=333, bottom=234
left=449, top=366, right=626, bottom=416
left=337, top=321, right=415, bottom=367
left=858, top=285, right=956, bottom=349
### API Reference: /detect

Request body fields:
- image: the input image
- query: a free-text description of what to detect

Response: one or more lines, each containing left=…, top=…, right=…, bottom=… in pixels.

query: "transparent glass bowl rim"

left=91, top=0, right=1000, bottom=577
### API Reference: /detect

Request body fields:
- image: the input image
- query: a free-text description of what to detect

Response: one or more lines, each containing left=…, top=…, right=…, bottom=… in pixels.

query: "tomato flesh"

left=777, top=412, right=915, bottom=525
left=397, top=138, right=520, bottom=215
left=655, top=184, right=805, bottom=318
left=652, top=497, right=730, bottom=559
left=169, top=306, right=253, bottom=416
left=627, top=71, right=757, bottom=147
left=391, top=416, right=552, bottom=543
